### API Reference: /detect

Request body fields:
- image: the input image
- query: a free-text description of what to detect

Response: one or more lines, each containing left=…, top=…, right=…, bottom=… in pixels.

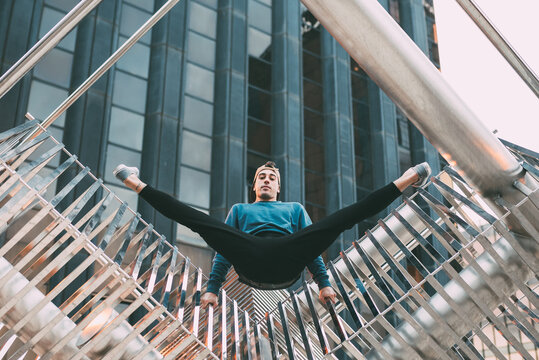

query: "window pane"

left=185, top=63, right=215, bottom=102
left=117, top=37, right=150, bottom=78
left=247, top=120, right=271, bottom=155
left=303, top=52, right=321, bottom=83
left=26, top=126, right=63, bottom=167
left=248, top=57, right=271, bottom=91
left=109, top=107, right=144, bottom=150
left=248, top=0, right=271, bottom=33
left=104, top=145, right=141, bottom=184
left=248, top=27, right=271, bottom=59
left=194, top=0, right=218, bottom=9
left=183, top=96, right=213, bottom=135
left=353, top=101, right=370, bottom=130
left=179, top=166, right=210, bottom=208
left=304, top=109, right=324, bottom=142
left=120, top=4, right=152, bottom=44
left=113, top=71, right=147, bottom=113
left=181, top=131, right=212, bottom=171
left=248, top=87, right=271, bottom=123
left=27, top=80, right=69, bottom=127
left=305, top=171, right=326, bottom=206
left=303, top=80, right=323, bottom=112
left=351, top=74, right=368, bottom=101
left=107, top=183, right=139, bottom=209
left=187, top=31, right=216, bottom=69
left=189, top=2, right=217, bottom=38
left=34, top=48, right=73, bottom=87
left=45, top=0, right=79, bottom=11
left=355, top=157, right=373, bottom=189
left=354, top=128, right=371, bottom=159
left=124, top=0, right=154, bottom=12
left=40, top=7, right=76, bottom=51
left=305, top=140, right=324, bottom=172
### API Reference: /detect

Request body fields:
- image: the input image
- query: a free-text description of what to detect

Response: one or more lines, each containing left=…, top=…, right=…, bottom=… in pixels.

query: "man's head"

left=252, top=161, right=280, bottom=202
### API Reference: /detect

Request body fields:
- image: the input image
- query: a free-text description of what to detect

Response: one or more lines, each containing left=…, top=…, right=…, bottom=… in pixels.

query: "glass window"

left=123, top=0, right=154, bottom=12
left=45, top=0, right=79, bottom=11
left=187, top=31, right=216, bottom=70
left=354, top=128, right=371, bottom=158
left=185, top=63, right=215, bottom=102
left=351, top=75, right=368, bottom=102
left=303, top=52, right=322, bottom=83
left=305, top=171, right=326, bottom=206
left=194, top=0, right=218, bottom=9
left=189, top=2, right=217, bottom=38
left=183, top=96, right=213, bottom=135
left=104, top=145, right=141, bottom=184
left=117, top=37, right=150, bottom=78
left=303, top=80, right=323, bottom=112
left=109, top=106, right=144, bottom=150
left=27, top=80, right=69, bottom=127
left=304, top=140, right=324, bottom=172
left=353, top=102, right=370, bottom=129
left=33, top=48, right=73, bottom=87
left=26, top=126, right=64, bottom=168
left=248, top=57, right=271, bottom=91
left=181, top=130, right=212, bottom=171
left=120, top=4, right=152, bottom=44
left=248, top=27, right=271, bottom=58
left=355, top=157, right=373, bottom=188
left=248, top=87, right=271, bottom=123
left=179, top=166, right=210, bottom=208
left=302, top=28, right=320, bottom=54
left=107, top=183, right=139, bottom=209
left=247, top=120, right=271, bottom=155
left=257, top=0, right=271, bottom=6
left=304, top=109, right=324, bottom=142
left=248, top=0, right=271, bottom=33
left=177, top=223, right=207, bottom=247
left=112, top=71, right=147, bottom=113
left=40, top=7, right=76, bottom=51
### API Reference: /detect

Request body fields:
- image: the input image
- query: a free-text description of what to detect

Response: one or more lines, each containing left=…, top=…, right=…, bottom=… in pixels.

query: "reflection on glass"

left=189, top=2, right=217, bottom=38
left=34, top=48, right=73, bottom=88
left=117, top=37, right=150, bottom=78
left=183, top=96, right=213, bottom=135
left=187, top=31, right=216, bottom=69
left=179, top=166, right=210, bottom=208
left=27, top=80, right=69, bottom=127
left=120, top=4, right=152, bottom=44
left=248, top=27, right=271, bottom=59
left=112, top=71, right=147, bottom=113
left=109, top=107, right=144, bottom=150
left=40, top=7, right=76, bottom=51
left=185, top=63, right=215, bottom=102
left=181, top=130, right=212, bottom=171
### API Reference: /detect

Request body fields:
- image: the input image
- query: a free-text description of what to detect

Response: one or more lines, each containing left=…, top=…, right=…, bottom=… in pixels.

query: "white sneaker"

left=113, top=164, right=139, bottom=182
left=412, top=162, right=431, bottom=187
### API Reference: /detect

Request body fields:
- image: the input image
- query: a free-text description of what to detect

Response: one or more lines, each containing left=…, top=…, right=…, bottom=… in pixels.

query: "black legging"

left=139, top=183, right=401, bottom=285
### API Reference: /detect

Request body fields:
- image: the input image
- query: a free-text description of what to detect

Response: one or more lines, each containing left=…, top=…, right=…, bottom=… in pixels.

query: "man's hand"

left=200, top=292, right=218, bottom=309
left=319, top=286, right=337, bottom=304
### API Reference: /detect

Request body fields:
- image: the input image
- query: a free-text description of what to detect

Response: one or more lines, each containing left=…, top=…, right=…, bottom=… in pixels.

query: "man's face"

left=254, top=169, right=280, bottom=202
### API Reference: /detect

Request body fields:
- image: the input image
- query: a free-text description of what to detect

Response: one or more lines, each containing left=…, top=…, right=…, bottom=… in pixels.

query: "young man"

left=114, top=160, right=430, bottom=308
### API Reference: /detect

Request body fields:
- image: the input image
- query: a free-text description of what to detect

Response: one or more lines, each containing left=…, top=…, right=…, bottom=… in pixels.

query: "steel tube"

left=24, top=0, right=182, bottom=141
left=300, top=0, right=524, bottom=198
left=453, top=0, right=539, bottom=97
left=0, top=0, right=103, bottom=99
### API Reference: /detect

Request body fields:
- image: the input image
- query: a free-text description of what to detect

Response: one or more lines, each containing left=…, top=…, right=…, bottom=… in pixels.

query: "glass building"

left=0, top=0, right=441, bottom=279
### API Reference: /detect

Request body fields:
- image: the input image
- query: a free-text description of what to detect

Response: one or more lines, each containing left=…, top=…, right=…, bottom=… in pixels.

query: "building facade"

left=0, top=0, right=441, bottom=283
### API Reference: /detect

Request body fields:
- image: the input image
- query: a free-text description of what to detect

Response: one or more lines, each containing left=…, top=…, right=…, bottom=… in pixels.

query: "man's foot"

left=113, top=164, right=139, bottom=182
left=411, top=162, right=431, bottom=187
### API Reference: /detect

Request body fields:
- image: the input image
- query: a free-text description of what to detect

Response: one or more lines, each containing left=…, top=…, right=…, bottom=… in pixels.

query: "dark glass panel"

left=249, top=57, right=271, bottom=91
left=305, top=140, right=325, bottom=173
left=303, top=51, right=322, bottom=83
left=355, top=157, right=373, bottom=189
left=305, top=171, right=326, bottom=207
left=248, top=120, right=271, bottom=155
left=353, top=101, right=370, bottom=130
left=354, top=128, right=371, bottom=159
left=303, top=80, right=323, bottom=112
left=305, top=203, right=326, bottom=223
left=248, top=87, right=271, bottom=123
left=304, top=109, right=324, bottom=142
left=350, top=57, right=366, bottom=76
left=351, top=74, right=368, bottom=102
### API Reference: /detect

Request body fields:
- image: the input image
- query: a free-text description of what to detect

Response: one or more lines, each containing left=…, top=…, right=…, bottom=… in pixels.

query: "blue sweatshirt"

left=207, top=201, right=331, bottom=294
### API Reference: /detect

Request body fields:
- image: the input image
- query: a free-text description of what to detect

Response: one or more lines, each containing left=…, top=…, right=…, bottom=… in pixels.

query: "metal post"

left=452, top=0, right=539, bottom=97
left=23, top=0, right=182, bottom=141
left=0, top=0, right=103, bottom=99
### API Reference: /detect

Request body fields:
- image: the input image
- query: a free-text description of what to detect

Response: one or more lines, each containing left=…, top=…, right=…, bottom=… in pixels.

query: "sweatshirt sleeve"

left=206, top=206, right=236, bottom=294
left=297, top=204, right=331, bottom=289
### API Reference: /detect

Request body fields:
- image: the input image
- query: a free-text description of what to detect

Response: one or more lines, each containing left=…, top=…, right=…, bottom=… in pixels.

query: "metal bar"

left=353, top=240, right=395, bottom=302
left=147, top=236, right=166, bottom=294
left=0, top=0, right=103, bottom=99
left=160, top=247, right=178, bottom=308
left=114, top=215, right=141, bottom=265
left=205, top=304, right=214, bottom=352
left=325, top=300, right=348, bottom=342
left=302, top=281, right=330, bottom=354
left=220, top=290, right=228, bottom=360
left=289, top=291, right=314, bottom=360
left=26, top=0, right=182, bottom=140
left=132, top=229, right=154, bottom=280
left=242, top=310, right=252, bottom=360
left=327, top=262, right=363, bottom=329
left=231, top=300, right=241, bottom=360
left=277, top=301, right=295, bottom=360
left=97, top=202, right=127, bottom=249
left=453, top=0, right=539, bottom=97
left=265, top=312, right=279, bottom=360
left=175, top=257, right=190, bottom=322
left=190, top=268, right=203, bottom=336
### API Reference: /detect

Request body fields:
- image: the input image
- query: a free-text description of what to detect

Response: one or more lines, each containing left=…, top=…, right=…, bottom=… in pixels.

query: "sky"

left=432, top=0, right=539, bottom=152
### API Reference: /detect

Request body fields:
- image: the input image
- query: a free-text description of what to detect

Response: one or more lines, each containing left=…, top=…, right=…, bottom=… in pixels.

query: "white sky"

left=432, top=0, right=539, bottom=152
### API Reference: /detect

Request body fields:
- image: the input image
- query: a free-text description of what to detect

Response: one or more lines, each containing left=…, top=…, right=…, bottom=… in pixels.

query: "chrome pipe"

left=299, top=0, right=527, bottom=199
left=453, top=0, right=539, bottom=97
left=24, top=0, right=182, bottom=141
left=0, top=0, right=103, bottom=100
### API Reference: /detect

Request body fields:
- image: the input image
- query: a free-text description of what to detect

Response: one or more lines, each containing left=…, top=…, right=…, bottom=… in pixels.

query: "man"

left=200, top=162, right=337, bottom=308
left=114, top=160, right=429, bottom=308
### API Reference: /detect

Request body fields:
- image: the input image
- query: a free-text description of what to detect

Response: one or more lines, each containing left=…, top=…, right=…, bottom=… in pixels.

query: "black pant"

left=139, top=183, right=401, bottom=285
